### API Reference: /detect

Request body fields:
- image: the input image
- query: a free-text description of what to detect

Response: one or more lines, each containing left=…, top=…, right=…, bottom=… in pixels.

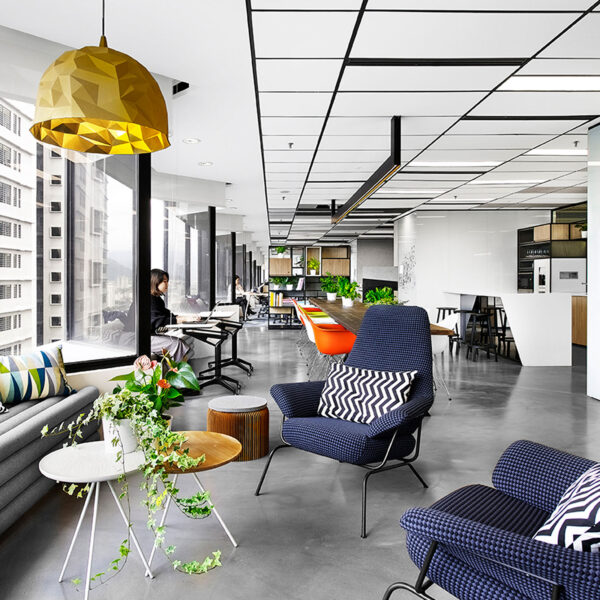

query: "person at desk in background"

left=234, top=274, right=256, bottom=317
left=150, top=268, right=198, bottom=361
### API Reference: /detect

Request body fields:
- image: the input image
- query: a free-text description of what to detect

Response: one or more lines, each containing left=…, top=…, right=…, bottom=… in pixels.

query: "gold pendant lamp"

left=30, top=0, right=169, bottom=154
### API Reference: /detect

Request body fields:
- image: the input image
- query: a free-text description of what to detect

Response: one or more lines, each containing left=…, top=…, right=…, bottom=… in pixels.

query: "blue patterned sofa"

left=0, top=386, right=99, bottom=536
left=383, top=440, right=600, bottom=600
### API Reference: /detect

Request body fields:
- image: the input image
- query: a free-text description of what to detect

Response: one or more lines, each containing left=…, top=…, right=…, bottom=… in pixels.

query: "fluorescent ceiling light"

left=182, top=137, right=201, bottom=144
left=375, top=189, right=445, bottom=194
left=198, top=161, right=213, bottom=166
left=410, top=161, right=500, bottom=168
left=526, top=148, right=587, bottom=156
left=467, top=179, right=542, bottom=185
left=499, top=75, right=600, bottom=91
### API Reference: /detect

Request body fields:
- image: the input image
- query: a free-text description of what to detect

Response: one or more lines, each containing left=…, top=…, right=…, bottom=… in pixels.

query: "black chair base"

left=382, top=582, right=436, bottom=600
left=208, top=357, right=254, bottom=376
left=197, top=371, right=241, bottom=394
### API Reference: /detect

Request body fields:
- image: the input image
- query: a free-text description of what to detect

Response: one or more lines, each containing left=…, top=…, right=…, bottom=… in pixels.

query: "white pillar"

left=587, top=125, right=600, bottom=399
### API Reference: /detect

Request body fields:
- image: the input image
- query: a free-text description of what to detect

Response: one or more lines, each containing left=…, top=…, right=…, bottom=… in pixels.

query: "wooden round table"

left=147, top=431, right=242, bottom=571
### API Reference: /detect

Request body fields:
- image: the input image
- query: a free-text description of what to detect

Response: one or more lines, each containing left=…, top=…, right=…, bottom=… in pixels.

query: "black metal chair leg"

left=408, top=463, right=429, bottom=488
left=382, top=542, right=438, bottom=599
left=361, top=469, right=375, bottom=539
left=255, top=444, right=290, bottom=496
left=382, top=581, right=435, bottom=600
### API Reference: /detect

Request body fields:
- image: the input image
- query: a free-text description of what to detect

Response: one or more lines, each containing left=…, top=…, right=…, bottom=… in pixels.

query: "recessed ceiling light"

left=198, top=161, right=213, bottom=166
left=183, top=137, right=201, bottom=144
left=526, top=148, right=587, bottom=156
left=499, top=75, right=600, bottom=91
left=410, top=161, right=500, bottom=168
left=280, top=190, right=291, bottom=194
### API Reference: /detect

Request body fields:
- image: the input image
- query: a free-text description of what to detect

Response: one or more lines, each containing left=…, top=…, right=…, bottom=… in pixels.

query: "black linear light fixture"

left=332, top=115, right=401, bottom=224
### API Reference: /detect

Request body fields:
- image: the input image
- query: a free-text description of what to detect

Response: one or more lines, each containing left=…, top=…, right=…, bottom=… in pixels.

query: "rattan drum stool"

left=207, top=396, right=269, bottom=461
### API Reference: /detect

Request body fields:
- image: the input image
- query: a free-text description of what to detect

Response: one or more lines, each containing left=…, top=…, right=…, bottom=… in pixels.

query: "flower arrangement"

left=42, top=353, right=220, bottom=587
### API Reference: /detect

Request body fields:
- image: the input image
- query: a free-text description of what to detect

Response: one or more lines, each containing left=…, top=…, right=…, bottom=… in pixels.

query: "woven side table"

left=207, top=396, right=269, bottom=461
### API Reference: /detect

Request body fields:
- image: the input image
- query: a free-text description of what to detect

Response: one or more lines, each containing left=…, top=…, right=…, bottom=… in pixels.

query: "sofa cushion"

left=318, top=361, right=417, bottom=424
left=282, top=416, right=415, bottom=464
left=0, top=347, right=72, bottom=406
left=534, top=463, right=600, bottom=553
left=0, top=397, right=64, bottom=436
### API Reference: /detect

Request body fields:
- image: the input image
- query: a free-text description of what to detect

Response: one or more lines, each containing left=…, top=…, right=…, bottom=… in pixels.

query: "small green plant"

left=320, top=272, right=338, bottom=293
left=364, top=286, right=398, bottom=305
left=575, top=223, right=587, bottom=232
left=275, top=246, right=287, bottom=254
left=285, top=276, right=299, bottom=287
left=337, top=277, right=360, bottom=300
left=270, top=276, right=287, bottom=287
left=307, top=257, right=320, bottom=272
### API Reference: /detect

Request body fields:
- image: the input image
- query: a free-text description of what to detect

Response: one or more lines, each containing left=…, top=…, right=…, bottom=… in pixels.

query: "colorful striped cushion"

left=0, top=347, right=73, bottom=406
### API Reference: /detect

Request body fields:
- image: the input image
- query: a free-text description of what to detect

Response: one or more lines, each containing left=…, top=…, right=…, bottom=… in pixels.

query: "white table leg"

left=147, top=473, right=177, bottom=574
left=58, top=481, right=95, bottom=583
left=106, top=480, right=154, bottom=579
left=84, top=481, right=100, bottom=600
left=192, top=472, right=238, bottom=548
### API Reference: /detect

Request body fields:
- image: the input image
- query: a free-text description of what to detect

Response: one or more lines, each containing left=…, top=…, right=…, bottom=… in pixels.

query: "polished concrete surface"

left=0, top=328, right=598, bottom=600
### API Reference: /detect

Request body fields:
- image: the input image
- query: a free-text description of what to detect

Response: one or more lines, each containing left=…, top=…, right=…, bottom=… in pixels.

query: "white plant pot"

left=102, top=418, right=138, bottom=455
left=309, top=270, right=317, bottom=276
left=341, top=297, right=354, bottom=308
left=326, top=292, right=337, bottom=302
left=286, top=284, right=294, bottom=290
left=272, top=285, right=280, bottom=290
left=582, top=231, right=588, bottom=239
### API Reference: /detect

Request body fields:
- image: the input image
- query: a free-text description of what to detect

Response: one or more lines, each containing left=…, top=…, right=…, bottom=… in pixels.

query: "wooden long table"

left=309, top=298, right=455, bottom=336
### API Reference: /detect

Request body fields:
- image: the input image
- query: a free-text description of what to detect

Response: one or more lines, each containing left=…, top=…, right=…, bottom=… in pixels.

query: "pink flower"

left=150, top=360, right=158, bottom=368
left=170, top=367, right=179, bottom=373
left=134, top=355, right=153, bottom=371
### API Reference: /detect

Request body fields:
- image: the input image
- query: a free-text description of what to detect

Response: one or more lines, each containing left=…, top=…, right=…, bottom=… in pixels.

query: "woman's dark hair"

left=150, top=269, right=169, bottom=296
left=234, top=274, right=240, bottom=281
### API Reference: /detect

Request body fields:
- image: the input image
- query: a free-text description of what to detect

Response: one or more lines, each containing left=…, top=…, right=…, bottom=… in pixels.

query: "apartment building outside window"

left=51, top=174, right=61, bottom=185
left=50, top=201, right=61, bottom=213
left=50, top=271, right=61, bottom=283
left=50, top=316, right=61, bottom=328
left=50, top=248, right=61, bottom=259
left=0, top=315, right=11, bottom=331
left=0, top=284, right=11, bottom=299
left=0, top=105, right=10, bottom=130
left=50, top=294, right=61, bottom=305
left=0, top=143, right=10, bottom=168
left=0, top=220, right=10, bottom=236
left=50, top=226, right=61, bottom=238
left=0, top=252, right=10, bottom=267
left=0, top=182, right=9, bottom=205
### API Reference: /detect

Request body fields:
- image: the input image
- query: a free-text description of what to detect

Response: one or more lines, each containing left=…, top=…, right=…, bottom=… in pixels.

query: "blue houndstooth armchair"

left=383, top=440, right=600, bottom=600
left=255, top=305, right=434, bottom=538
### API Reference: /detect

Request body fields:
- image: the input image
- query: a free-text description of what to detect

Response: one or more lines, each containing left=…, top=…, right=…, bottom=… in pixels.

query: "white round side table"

left=39, top=441, right=154, bottom=599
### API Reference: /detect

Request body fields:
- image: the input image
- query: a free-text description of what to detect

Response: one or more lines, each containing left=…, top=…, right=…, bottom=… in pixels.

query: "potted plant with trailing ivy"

left=42, top=354, right=221, bottom=586
left=320, top=272, right=338, bottom=301
left=337, top=276, right=360, bottom=308
left=364, top=286, right=405, bottom=306
left=307, top=257, right=320, bottom=276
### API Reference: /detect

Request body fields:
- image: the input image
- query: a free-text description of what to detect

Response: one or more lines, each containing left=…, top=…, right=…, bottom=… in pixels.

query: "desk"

left=148, top=431, right=241, bottom=570
left=309, top=299, right=454, bottom=336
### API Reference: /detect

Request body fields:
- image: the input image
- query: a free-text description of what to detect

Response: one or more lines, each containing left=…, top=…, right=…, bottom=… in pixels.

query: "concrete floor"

left=0, top=327, right=598, bottom=600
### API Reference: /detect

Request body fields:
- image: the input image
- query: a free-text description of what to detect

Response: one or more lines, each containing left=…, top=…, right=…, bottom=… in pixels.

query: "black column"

left=36, top=144, right=44, bottom=345
left=248, top=251, right=253, bottom=289
left=242, top=244, right=247, bottom=289
left=231, top=231, right=236, bottom=303
left=209, top=206, right=216, bottom=308
left=136, top=153, right=152, bottom=358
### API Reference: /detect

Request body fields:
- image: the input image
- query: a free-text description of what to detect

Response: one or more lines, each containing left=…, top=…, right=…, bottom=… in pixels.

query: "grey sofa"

left=0, top=385, right=100, bottom=537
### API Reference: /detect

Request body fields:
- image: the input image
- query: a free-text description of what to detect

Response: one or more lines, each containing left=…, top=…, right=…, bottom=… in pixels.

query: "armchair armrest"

left=492, top=440, right=596, bottom=513
left=270, top=381, right=326, bottom=418
left=367, top=395, right=433, bottom=439
left=401, top=507, right=600, bottom=593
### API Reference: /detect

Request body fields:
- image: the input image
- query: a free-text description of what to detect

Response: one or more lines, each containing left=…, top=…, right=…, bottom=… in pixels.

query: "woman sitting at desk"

left=234, top=274, right=256, bottom=317
left=150, top=268, right=196, bottom=361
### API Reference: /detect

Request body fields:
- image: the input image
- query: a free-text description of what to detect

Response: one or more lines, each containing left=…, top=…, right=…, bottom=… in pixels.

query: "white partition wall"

left=587, top=126, right=600, bottom=400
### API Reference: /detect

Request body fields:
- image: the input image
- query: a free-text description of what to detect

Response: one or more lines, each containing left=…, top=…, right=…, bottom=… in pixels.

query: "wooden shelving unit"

left=267, top=245, right=350, bottom=329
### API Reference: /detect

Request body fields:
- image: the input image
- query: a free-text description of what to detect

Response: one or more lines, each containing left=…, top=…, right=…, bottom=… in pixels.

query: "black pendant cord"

left=102, top=0, right=105, bottom=37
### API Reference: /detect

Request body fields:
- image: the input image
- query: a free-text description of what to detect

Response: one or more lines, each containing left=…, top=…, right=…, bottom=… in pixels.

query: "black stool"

left=465, top=312, right=498, bottom=362
left=436, top=306, right=457, bottom=322
left=452, top=309, right=475, bottom=353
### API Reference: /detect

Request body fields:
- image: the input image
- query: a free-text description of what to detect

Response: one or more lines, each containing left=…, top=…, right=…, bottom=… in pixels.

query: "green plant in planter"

left=320, top=272, right=338, bottom=293
left=275, top=246, right=287, bottom=254
left=307, top=257, right=320, bottom=273
left=364, top=286, right=398, bottom=305
left=285, top=276, right=299, bottom=287
left=575, top=223, right=587, bottom=232
left=337, top=277, right=360, bottom=300
left=270, top=276, right=287, bottom=287
left=41, top=354, right=220, bottom=586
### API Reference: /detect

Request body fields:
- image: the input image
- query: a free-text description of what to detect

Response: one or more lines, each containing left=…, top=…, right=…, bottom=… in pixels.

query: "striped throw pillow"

left=0, top=347, right=72, bottom=406
left=534, top=463, right=600, bottom=552
left=318, top=362, right=417, bottom=424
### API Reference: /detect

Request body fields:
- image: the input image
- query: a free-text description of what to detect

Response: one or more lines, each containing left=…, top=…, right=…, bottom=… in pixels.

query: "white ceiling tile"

left=470, top=91, right=600, bottom=116
left=340, top=65, right=515, bottom=92
left=493, top=161, right=580, bottom=172
left=266, top=172, right=307, bottom=181
left=539, top=14, right=600, bottom=58
left=351, top=12, right=574, bottom=59
left=519, top=58, right=600, bottom=76
left=311, top=161, right=381, bottom=172
left=530, top=134, right=587, bottom=150
left=431, top=134, right=554, bottom=151
left=260, top=92, right=332, bottom=116
left=264, top=150, right=315, bottom=161
left=262, top=117, right=324, bottom=135
left=412, top=148, right=524, bottom=162
left=361, top=198, right=423, bottom=208
left=323, top=115, right=457, bottom=135
left=313, top=149, right=391, bottom=162
left=331, top=91, right=486, bottom=117
left=422, top=203, right=481, bottom=210
left=367, top=0, right=591, bottom=8
left=449, top=119, right=587, bottom=135
left=265, top=162, right=311, bottom=172
left=252, top=11, right=357, bottom=58
left=257, top=59, right=342, bottom=91
left=263, top=136, right=319, bottom=150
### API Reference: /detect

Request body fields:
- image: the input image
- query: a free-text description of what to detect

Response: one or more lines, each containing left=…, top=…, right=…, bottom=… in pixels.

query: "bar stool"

left=465, top=312, right=498, bottom=362
left=436, top=306, right=457, bottom=322
left=452, top=309, right=475, bottom=354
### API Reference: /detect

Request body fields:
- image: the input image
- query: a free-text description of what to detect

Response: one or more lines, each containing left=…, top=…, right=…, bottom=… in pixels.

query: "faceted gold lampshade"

left=30, top=37, right=170, bottom=154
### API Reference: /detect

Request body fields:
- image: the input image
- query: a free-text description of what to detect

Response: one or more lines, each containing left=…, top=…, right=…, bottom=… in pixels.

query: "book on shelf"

left=296, top=277, right=305, bottom=291
left=269, top=291, right=284, bottom=307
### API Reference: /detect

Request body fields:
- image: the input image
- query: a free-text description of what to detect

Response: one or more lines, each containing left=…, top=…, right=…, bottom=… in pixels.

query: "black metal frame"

left=255, top=417, right=428, bottom=538
left=209, top=206, right=216, bottom=309
left=383, top=539, right=565, bottom=600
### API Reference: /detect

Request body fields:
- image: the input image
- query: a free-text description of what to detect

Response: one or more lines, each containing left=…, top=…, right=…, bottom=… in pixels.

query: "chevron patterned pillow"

left=317, top=362, right=417, bottom=424
left=534, top=463, right=600, bottom=552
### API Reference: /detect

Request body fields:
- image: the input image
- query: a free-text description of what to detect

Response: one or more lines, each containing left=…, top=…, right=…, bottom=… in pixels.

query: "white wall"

left=394, top=210, right=549, bottom=321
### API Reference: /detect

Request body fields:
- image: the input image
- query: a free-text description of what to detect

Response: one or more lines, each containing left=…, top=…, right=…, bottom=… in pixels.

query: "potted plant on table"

left=42, top=353, right=220, bottom=585
left=320, top=272, right=338, bottom=301
left=307, top=257, right=320, bottom=276
left=337, top=276, right=360, bottom=308
left=364, top=286, right=405, bottom=306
